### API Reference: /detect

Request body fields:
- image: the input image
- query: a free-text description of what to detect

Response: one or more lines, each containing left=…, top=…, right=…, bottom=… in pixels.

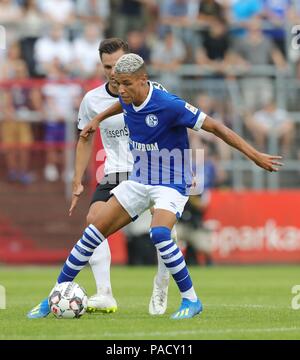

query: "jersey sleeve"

left=77, top=95, right=91, bottom=130
left=172, top=97, right=207, bottom=131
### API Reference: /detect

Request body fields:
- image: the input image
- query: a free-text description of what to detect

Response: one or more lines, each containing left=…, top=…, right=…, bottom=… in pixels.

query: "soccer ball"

left=49, top=282, right=88, bottom=319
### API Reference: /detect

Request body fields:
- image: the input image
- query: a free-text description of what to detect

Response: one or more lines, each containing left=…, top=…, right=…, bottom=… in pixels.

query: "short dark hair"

left=98, top=38, right=130, bottom=59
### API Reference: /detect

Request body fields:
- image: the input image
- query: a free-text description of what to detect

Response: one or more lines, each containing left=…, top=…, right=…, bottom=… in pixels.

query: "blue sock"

left=150, top=226, right=196, bottom=299
left=57, top=225, right=105, bottom=283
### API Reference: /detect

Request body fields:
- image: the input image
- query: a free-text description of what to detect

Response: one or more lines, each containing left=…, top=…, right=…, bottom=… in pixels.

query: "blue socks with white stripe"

left=56, top=224, right=197, bottom=302
left=150, top=226, right=197, bottom=301
left=57, top=224, right=105, bottom=283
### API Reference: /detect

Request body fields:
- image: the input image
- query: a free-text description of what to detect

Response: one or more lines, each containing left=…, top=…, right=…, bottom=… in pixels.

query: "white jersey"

left=77, top=81, right=167, bottom=176
left=78, top=82, right=134, bottom=175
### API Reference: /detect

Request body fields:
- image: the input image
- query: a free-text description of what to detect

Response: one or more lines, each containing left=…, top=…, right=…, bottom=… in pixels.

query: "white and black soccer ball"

left=49, top=282, right=88, bottom=319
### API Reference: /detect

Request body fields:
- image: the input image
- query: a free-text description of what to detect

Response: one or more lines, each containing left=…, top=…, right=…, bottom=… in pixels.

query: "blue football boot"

left=171, top=298, right=203, bottom=319
left=27, top=298, right=50, bottom=319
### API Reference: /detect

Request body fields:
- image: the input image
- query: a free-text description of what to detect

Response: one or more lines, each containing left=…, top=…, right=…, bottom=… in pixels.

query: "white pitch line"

left=102, top=327, right=300, bottom=338
left=204, top=303, right=287, bottom=309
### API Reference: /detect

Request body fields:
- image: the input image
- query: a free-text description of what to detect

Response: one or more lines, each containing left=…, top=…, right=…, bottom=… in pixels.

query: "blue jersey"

left=119, top=82, right=206, bottom=195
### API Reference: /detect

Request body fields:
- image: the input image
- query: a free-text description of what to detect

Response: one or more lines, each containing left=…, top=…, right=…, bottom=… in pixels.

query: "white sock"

left=181, top=286, right=198, bottom=302
left=154, top=225, right=178, bottom=288
left=155, top=251, right=170, bottom=288
left=89, top=239, right=112, bottom=295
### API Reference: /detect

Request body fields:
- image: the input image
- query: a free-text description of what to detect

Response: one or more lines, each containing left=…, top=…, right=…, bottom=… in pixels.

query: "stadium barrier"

left=204, top=190, right=300, bottom=264
left=1, top=188, right=299, bottom=264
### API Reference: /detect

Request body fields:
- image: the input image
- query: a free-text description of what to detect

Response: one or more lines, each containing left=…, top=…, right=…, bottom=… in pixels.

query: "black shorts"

left=90, top=172, right=130, bottom=205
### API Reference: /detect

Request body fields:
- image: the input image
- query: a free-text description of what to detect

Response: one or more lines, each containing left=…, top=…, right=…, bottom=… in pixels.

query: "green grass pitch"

left=0, top=265, right=299, bottom=340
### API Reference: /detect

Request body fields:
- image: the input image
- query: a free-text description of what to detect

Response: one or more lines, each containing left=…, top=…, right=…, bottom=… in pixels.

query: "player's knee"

left=86, top=210, right=97, bottom=225
left=86, top=213, right=108, bottom=237
left=150, top=226, right=171, bottom=245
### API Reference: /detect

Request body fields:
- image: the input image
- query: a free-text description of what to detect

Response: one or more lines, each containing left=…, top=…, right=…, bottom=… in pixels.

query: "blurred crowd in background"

left=0, top=0, right=299, bottom=187
left=1, top=0, right=300, bottom=78
left=1, top=0, right=300, bottom=266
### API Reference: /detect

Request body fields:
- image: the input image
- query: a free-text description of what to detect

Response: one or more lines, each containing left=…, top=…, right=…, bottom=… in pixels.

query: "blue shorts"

left=44, top=122, right=65, bottom=143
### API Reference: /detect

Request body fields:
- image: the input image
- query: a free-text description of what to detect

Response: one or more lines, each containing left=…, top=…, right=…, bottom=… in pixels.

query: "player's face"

left=115, top=72, right=147, bottom=105
left=101, top=49, right=126, bottom=90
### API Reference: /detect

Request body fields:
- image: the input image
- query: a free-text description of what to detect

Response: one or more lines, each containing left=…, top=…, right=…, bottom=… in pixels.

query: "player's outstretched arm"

left=201, top=116, right=284, bottom=172
left=80, top=101, right=123, bottom=140
left=69, top=135, right=94, bottom=216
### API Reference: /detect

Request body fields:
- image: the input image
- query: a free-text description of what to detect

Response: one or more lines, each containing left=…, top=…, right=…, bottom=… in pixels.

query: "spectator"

left=0, top=61, right=42, bottom=184
left=151, top=30, right=186, bottom=92
left=126, top=30, right=151, bottom=64
left=233, top=18, right=287, bottom=111
left=245, top=100, right=294, bottom=157
left=34, top=24, right=73, bottom=76
left=73, top=23, right=103, bottom=78
left=261, top=0, right=293, bottom=56
left=113, top=0, right=152, bottom=38
left=0, top=0, right=22, bottom=22
left=0, top=42, right=24, bottom=80
left=198, top=0, right=225, bottom=24
left=234, top=18, right=287, bottom=68
left=42, top=61, right=81, bottom=182
left=231, top=0, right=263, bottom=21
left=227, top=0, right=263, bottom=37
left=38, top=0, right=75, bottom=27
left=19, top=0, right=45, bottom=77
left=75, top=0, right=111, bottom=32
left=195, top=17, right=233, bottom=74
left=0, top=0, right=22, bottom=43
left=159, top=0, right=198, bottom=43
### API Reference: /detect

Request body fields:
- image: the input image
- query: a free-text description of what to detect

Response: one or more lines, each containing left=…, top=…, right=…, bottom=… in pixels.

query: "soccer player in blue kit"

left=28, top=54, right=283, bottom=319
